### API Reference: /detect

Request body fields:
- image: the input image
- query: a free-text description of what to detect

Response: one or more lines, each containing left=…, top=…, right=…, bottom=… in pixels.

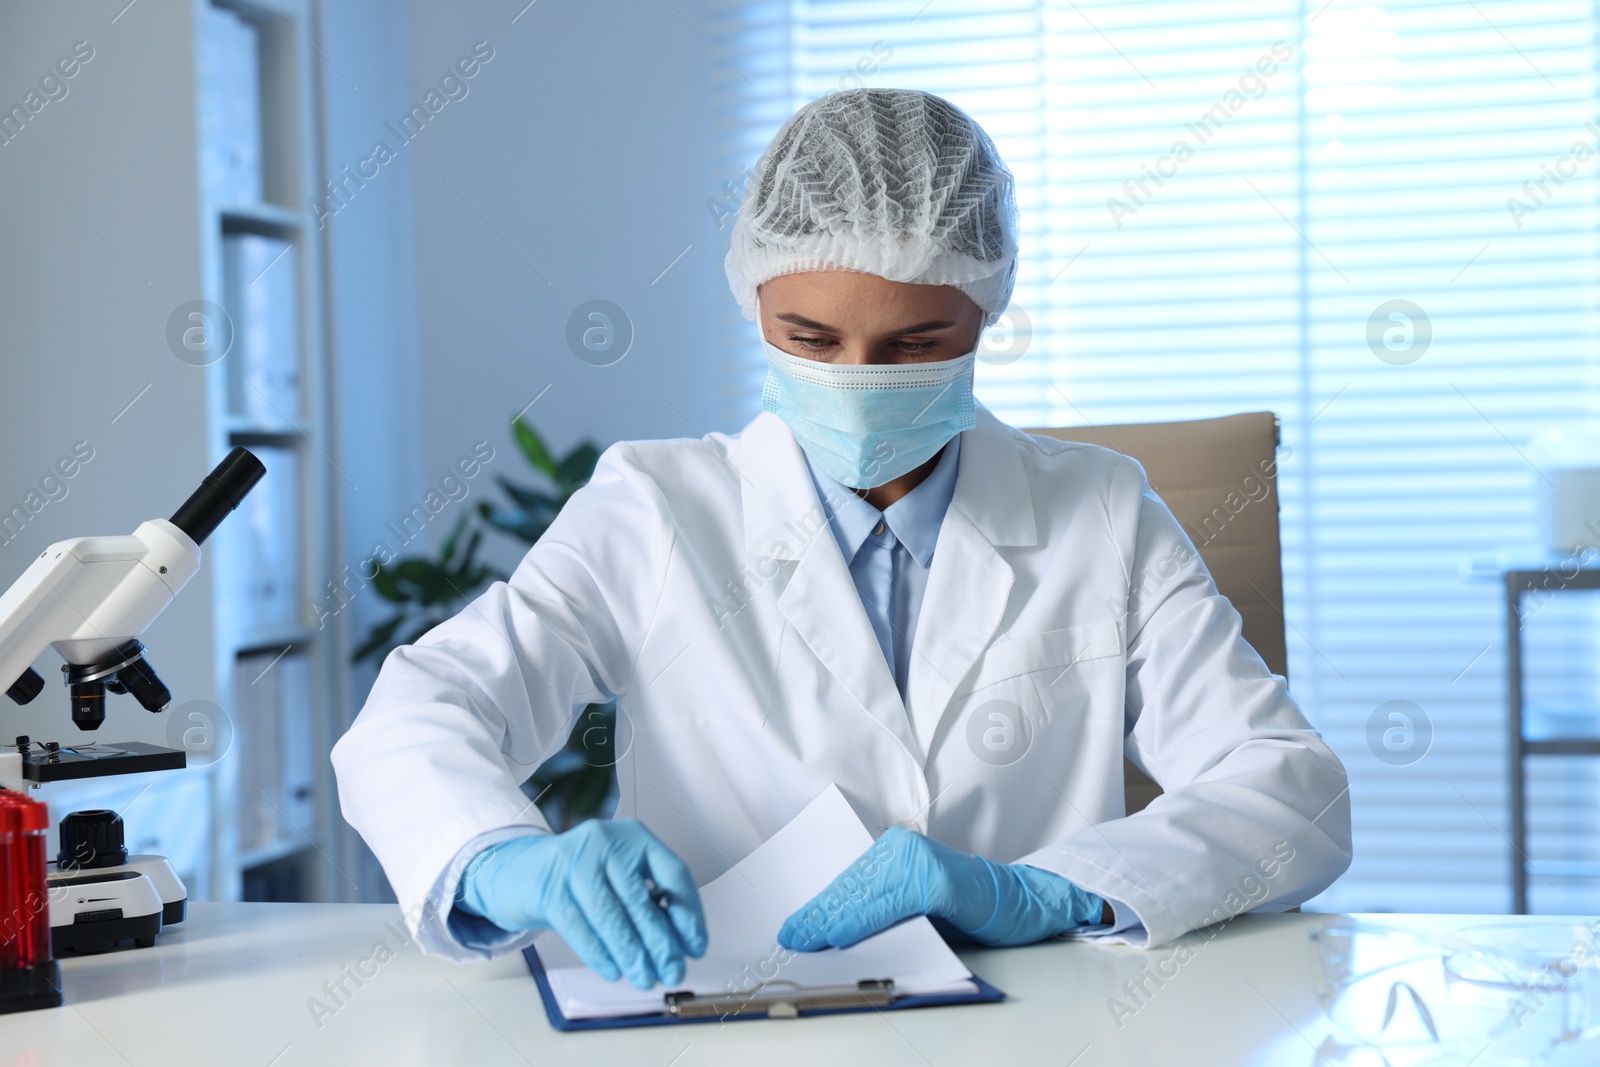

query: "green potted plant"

left=351, top=415, right=615, bottom=830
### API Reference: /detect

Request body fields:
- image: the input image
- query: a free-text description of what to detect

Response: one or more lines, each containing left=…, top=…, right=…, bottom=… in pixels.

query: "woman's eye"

left=782, top=335, right=942, bottom=357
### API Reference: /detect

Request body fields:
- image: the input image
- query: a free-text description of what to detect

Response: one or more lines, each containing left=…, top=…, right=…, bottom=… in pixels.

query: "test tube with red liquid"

left=0, top=789, right=62, bottom=1012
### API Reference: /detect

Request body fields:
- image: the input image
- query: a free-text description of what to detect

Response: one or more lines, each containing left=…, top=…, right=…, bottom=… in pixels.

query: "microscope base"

left=48, top=854, right=186, bottom=956
left=52, top=911, right=162, bottom=956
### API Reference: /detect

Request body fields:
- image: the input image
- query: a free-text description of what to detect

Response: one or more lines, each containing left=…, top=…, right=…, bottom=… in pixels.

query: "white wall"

left=0, top=4, right=214, bottom=746
left=403, top=0, right=730, bottom=578
left=0, top=0, right=749, bottom=901
left=319, top=0, right=739, bottom=897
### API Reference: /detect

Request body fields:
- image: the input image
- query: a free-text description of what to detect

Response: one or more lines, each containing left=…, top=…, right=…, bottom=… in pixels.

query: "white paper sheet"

left=535, top=784, right=975, bottom=1019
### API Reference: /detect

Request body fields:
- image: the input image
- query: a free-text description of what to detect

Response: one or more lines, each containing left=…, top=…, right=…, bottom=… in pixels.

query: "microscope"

left=0, top=448, right=264, bottom=955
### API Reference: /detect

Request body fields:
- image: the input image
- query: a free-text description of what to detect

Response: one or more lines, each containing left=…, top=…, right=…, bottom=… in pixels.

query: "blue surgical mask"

left=760, top=337, right=977, bottom=490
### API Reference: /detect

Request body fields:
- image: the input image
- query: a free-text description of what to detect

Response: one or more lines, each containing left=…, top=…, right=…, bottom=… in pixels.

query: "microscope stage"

left=21, top=741, right=186, bottom=782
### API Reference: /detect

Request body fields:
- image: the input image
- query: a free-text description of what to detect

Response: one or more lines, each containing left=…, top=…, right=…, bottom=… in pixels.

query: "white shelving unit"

left=193, top=0, right=344, bottom=903
left=0, top=0, right=348, bottom=906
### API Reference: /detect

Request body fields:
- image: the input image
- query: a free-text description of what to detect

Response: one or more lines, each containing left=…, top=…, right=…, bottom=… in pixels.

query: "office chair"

left=1026, top=412, right=1287, bottom=816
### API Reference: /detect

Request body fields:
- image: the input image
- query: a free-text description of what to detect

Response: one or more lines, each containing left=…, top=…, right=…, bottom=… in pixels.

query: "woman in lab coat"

left=331, top=87, right=1351, bottom=991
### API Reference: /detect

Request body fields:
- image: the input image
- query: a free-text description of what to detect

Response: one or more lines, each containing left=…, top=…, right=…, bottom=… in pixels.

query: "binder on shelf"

left=214, top=442, right=299, bottom=635
left=233, top=648, right=286, bottom=856
left=278, top=651, right=316, bottom=835
left=233, top=646, right=315, bottom=859
left=221, top=233, right=302, bottom=427
left=196, top=5, right=262, bottom=206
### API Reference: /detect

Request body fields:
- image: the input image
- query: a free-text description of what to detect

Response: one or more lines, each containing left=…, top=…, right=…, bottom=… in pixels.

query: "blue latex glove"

left=777, top=826, right=1104, bottom=950
left=456, top=819, right=708, bottom=989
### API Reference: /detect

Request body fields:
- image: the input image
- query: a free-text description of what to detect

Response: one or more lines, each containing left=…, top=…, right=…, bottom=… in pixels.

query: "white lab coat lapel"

left=905, top=404, right=1038, bottom=758
left=737, top=413, right=925, bottom=766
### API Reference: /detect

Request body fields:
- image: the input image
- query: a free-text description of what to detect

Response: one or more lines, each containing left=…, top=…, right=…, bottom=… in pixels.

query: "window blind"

left=709, top=0, right=1600, bottom=913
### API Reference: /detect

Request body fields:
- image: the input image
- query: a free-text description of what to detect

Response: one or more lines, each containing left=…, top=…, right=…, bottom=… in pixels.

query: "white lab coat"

left=331, top=403, right=1351, bottom=961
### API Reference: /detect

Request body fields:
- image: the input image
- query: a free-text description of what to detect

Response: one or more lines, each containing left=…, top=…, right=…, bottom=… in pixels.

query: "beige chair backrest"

left=1025, top=412, right=1287, bottom=814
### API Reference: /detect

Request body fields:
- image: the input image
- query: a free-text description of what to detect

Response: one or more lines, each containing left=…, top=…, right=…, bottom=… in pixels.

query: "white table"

left=0, top=905, right=1594, bottom=1066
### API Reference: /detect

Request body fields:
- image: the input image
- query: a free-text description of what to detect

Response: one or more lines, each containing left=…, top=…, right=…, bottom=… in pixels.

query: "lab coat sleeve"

left=439, top=826, right=553, bottom=957
left=1094, top=895, right=1142, bottom=937
left=330, top=442, right=676, bottom=961
left=1014, top=460, right=1352, bottom=949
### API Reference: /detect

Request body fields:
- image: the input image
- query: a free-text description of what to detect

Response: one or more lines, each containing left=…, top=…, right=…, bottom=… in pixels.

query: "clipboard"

left=522, top=943, right=1006, bottom=1031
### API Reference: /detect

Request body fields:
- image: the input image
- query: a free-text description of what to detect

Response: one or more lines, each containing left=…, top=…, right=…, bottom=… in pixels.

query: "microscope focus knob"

left=57, top=809, right=129, bottom=870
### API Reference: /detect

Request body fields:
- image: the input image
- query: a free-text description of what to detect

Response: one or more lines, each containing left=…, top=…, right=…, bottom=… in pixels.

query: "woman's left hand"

left=776, top=826, right=1105, bottom=950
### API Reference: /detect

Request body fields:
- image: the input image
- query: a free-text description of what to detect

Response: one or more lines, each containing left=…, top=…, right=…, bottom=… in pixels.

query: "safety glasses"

left=1309, top=918, right=1600, bottom=1066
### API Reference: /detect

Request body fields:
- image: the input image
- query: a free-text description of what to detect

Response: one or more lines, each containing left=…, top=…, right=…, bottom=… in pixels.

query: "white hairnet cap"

left=725, top=88, right=1019, bottom=329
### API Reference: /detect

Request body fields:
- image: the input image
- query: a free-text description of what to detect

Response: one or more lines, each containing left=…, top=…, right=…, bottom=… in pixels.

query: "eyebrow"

left=774, top=312, right=959, bottom=334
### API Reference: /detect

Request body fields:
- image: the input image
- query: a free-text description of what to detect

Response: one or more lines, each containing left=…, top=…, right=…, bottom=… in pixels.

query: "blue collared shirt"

left=801, top=435, right=962, bottom=703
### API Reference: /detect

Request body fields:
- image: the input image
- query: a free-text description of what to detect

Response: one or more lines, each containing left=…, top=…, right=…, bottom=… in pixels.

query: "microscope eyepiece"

left=168, top=446, right=265, bottom=547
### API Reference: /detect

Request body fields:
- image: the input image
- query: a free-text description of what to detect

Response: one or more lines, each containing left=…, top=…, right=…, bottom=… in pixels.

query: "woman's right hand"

left=456, top=819, right=708, bottom=989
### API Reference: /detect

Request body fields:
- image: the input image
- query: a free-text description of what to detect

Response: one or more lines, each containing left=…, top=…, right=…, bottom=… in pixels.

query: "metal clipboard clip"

left=663, top=978, right=895, bottom=1019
